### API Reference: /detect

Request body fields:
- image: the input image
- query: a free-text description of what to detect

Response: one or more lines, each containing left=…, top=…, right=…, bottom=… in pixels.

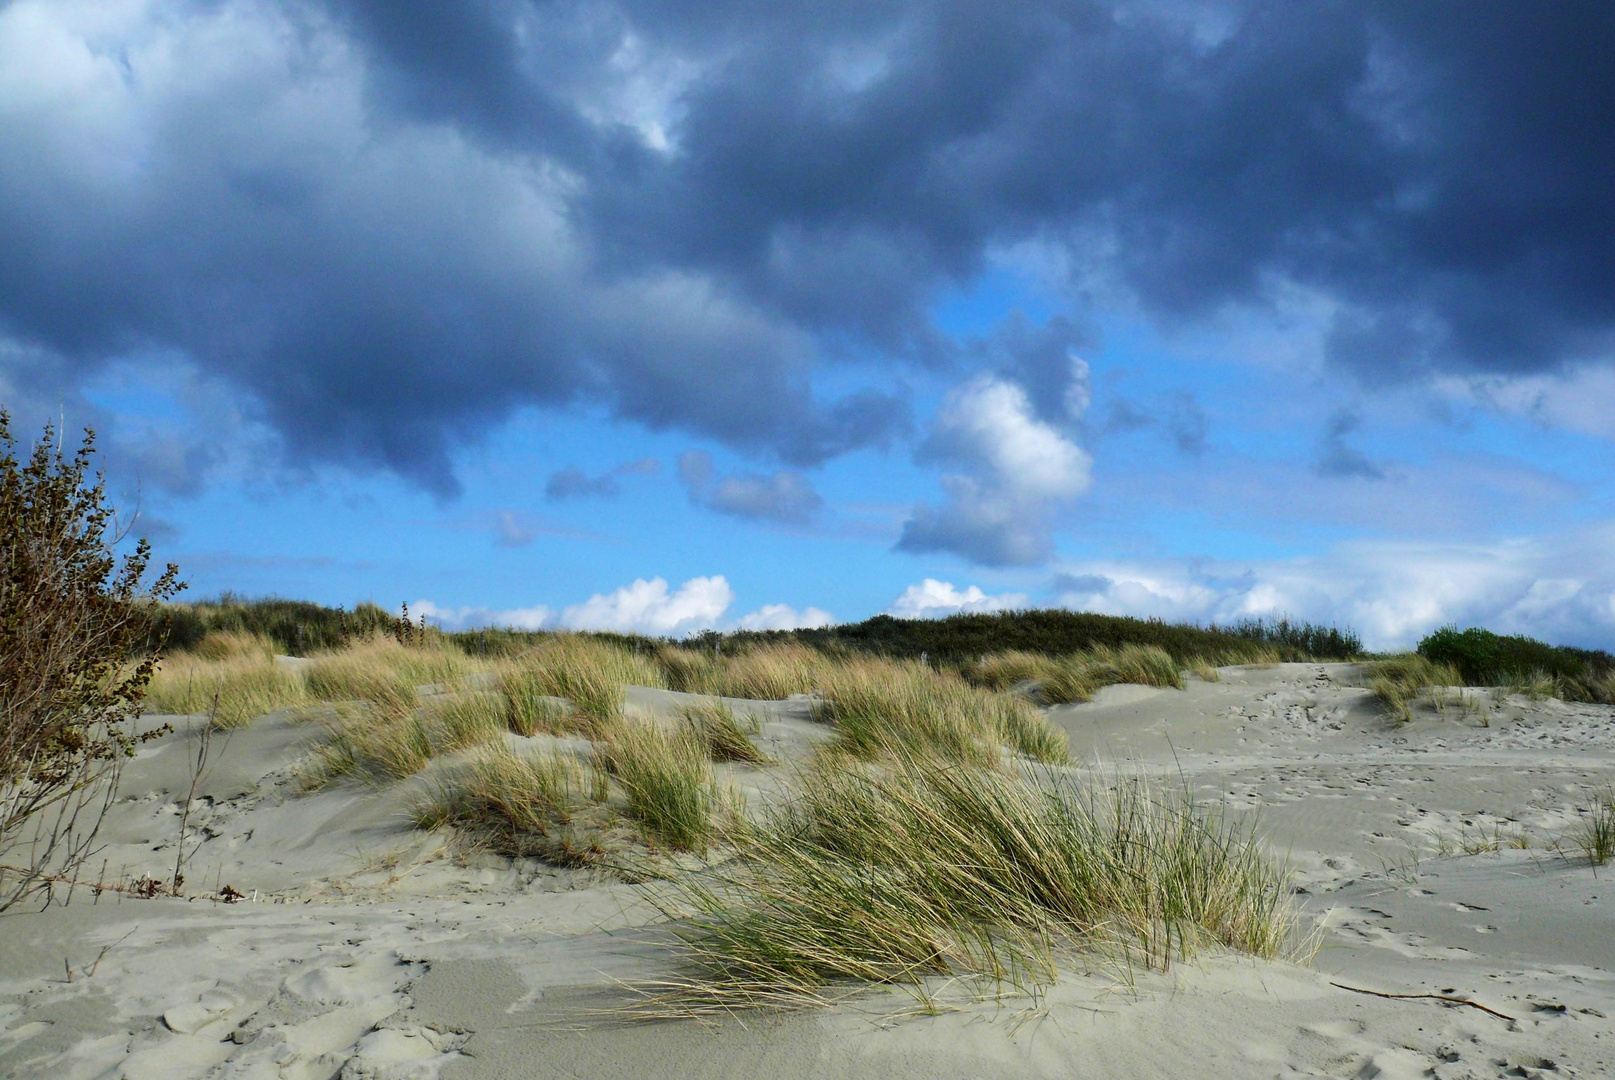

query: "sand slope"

left=2, top=663, right=1612, bottom=1079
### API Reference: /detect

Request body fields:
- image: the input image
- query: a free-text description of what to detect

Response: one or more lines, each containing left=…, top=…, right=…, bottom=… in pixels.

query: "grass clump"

left=146, top=644, right=311, bottom=729
left=816, top=658, right=1067, bottom=766
left=962, top=650, right=1050, bottom=691
left=715, top=642, right=831, bottom=700
left=498, top=664, right=581, bottom=736
left=304, top=635, right=472, bottom=712
left=310, top=688, right=508, bottom=784
left=1571, top=790, right=1615, bottom=866
left=656, top=647, right=722, bottom=694
left=1366, top=654, right=1462, bottom=721
left=507, top=634, right=665, bottom=724
left=650, top=757, right=1299, bottom=1011
left=1035, top=644, right=1186, bottom=705
left=411, top=747, right=617, bottom=864
left=681, top=703, right=771, bottom=765
left=604, top=722, right=723, bottom=854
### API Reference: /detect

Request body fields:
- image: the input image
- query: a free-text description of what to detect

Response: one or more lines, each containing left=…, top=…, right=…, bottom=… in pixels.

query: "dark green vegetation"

left=156, top=596, right=408, bottom=655
left=1, top=415, right=182, bottom=911
left=759, top=611, right=1360, bottom=663
left=1417, top=626, right=1615, bottom=704
left=159, top=597, right=1362, bottom=666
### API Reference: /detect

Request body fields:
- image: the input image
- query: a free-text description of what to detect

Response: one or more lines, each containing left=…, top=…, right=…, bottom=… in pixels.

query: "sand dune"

left=2, top=663, right=1611, bottom=1079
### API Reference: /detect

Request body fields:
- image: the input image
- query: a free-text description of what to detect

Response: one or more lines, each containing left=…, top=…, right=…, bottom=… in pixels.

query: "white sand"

left=2, top=662, right=1612, bottom=1078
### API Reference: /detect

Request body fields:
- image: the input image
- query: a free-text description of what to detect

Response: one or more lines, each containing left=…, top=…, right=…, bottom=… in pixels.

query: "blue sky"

left=5, top=1, right=1615, bottom=649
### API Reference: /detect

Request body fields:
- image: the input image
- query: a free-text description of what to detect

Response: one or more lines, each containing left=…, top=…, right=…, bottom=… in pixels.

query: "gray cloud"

left=898, top=477, right=1056, bottom=567
left=678, top=450, right=824, bottom=525
left=4, top=1, right=1615, bottom=496
left=545, top=457, right=661, bottom=500
left=1166, top=393, right=1208, bottom=456
left=1315, top=410, right=1385, bottom=480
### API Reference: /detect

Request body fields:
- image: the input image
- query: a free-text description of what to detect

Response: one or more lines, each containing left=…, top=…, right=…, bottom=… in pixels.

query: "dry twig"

left=1331, top=981, right=1516, bottom=1022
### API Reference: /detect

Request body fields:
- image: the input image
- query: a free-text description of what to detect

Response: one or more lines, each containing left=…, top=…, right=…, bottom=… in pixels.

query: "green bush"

left=1417, top=626, right=1615, bottom=702
left=1, top=414, right=183, bottom=910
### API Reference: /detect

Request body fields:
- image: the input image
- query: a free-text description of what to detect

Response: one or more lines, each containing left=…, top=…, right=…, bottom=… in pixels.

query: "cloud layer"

left=5, top=1, right=1615, bottom=495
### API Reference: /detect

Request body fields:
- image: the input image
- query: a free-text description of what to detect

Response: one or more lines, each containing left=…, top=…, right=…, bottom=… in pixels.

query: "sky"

left=4, top=0, right=1615, bottom=650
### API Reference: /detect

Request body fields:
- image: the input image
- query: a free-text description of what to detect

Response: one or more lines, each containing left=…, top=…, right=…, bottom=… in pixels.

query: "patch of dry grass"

left=1367, top=654, right=1462, bottom=721
left=656, top=646, right=723, bottom=694
left=714, top=643, right=835, bottom=700
left=646, top=756, right=1301, bottom=1012
left=961, top=650, right=1050, bottom=691
left=146, top=639, right=310, bottom=729
left=680, top=702, right=771, bottom=765
left=504, top=634, right=666, bottom=723
left=602, top=721, right=726, bottom=854
left=304, top=634, right=474, bottom=712
left=410, top=747, right=621, bottom=864
left=815, top=658, right=1068, bottom=766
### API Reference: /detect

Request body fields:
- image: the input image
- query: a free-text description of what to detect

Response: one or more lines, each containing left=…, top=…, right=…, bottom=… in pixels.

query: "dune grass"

left=1366, top=654, right=1463, bottom=721
left=962, top=650, right=1049, bottom=691
left=309, top=686, right=510, bottom=784
left=1041, top=644, right=1186, bottom=705
left=656, top=647, right=723, bottom=695
left=410, top=747, right=620, bottom=864
left=713, top=643, right=833, bottom=700
left=814, top=657, right=1068, bottom=766
left=680, top=702, right=771, bottom=765
left=648, top=756, right=1300, bottom=1012
left=602, top=721, right=725, bottom=854
left=304, top=634, right=474, bottom=711
left=503, top=634, right=666, bottom=723
left=1571, top=789, right=1615, bottom=866
left=146, top=635, right=312, bottom=729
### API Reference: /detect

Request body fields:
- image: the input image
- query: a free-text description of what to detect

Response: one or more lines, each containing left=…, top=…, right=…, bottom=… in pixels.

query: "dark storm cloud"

left=3, top=1, right=1613, bottom=494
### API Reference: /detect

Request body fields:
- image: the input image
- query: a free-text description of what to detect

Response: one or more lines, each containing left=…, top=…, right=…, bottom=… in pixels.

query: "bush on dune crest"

left=649, top=756, right=1300, bottom=1011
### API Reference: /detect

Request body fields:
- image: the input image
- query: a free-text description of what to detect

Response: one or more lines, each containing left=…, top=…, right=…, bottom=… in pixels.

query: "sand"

left=2, top=663, right=1612, bottom=1079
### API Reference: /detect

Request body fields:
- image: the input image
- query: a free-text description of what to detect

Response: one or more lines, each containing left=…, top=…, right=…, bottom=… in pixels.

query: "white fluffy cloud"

left=899, top=375, right=1092, bottom=566
left=411, top=600, right=554, bottom=632
left=559, top=576, right=734, bottom=635
left=887, top=579, right=1029, bottom=619
left=926, top=375, right=1092, bottom=499
left=1050, top=527, right=1615, bottom=650
left=735, top=603, right=835, bottom=631
left=416, top=576, right=837, bottom=636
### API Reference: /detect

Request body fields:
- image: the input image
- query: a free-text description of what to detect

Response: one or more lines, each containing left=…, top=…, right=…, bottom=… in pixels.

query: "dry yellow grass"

left=1367, top=654, right=1462, bottom=721
left=602, top=720, right=725, bottom=854
left=304, top=634, right=476, bottom=710
left=714, top=642, right=833, bottom=700
left=410, top=747, right=622, bottom=864
left=146, top=639, right=310, bottom=729
left=647, top=756, right=1302, bottom=1012
left=815, top=657, right=1068, bottom=766
left=502, top=634, right=665, bottom=723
